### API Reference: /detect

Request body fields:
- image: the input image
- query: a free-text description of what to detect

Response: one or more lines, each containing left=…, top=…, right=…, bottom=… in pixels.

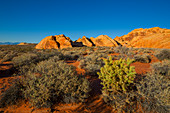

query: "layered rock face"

left=35, top=34, right=72, bottom=49
left=36, top=35, right=118, bottom=49
left=76, top=36, right=94, bottom=47
left=35, top=27, right=170, bottom=49
left=90, top=35, right=118, bottom=47
left=114, top=27, right=170, bottom=48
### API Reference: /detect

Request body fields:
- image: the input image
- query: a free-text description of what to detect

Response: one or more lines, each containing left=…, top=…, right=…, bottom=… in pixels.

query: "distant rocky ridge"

left=17, top=42, right=36, bottom=45
left=35, top=27, right=170, bottom=49
left=0, top=42, right=20, bottom=45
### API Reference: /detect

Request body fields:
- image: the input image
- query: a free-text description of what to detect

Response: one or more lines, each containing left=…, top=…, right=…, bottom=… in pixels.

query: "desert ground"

left=0, top=44, right=169, bottom=113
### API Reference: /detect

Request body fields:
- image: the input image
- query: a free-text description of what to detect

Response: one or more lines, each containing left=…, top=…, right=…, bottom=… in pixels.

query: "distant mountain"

left=0, top=42, right=21, bottom=45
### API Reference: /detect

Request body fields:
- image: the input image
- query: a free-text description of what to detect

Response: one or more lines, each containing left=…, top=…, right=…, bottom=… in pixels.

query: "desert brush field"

left=0, top=45, right=169, bottom=113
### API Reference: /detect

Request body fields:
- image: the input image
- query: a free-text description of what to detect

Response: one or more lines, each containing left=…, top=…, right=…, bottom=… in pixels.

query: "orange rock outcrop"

left=76, top=36, right=94, bottom=47
left=36, top=27, right=170, bottom=49
left=90, top=35, right=118, bottom=47
left=18, top=42, right=28, bottom=45
left=114, top=27, right=170, bottom=48
left=35, top=34, right=72, bottom=49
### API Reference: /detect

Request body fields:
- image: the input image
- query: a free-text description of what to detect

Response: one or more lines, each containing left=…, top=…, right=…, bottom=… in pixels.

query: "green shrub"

left=0, top=51, right=18, bottom=63
left=12, top=51, right=62, bottom=74
left=22, top=59, right=90, bottom=108
left=0, top=51, right=8, bottom=59
left=12, top=53, right=37, bottom=67
left=78, top=52, right=106, bottom=76
left=151, top=60, right=170, bottom=79
left=61, top=51, right=82, bottom=60
left=98, top=57, right=136, bottom=92
left=137, top=72, right=170, bottom=112
left=0, top=79, right=24, bottom=108
left=97, top=57, right=137, bottom=112
left=134, top=54, right=151, bottom=63
left=143, top=49, right=152, bottom=53
left=154, top=49, right=170, bottom=60
left=114, top=46, right=135, bottom=59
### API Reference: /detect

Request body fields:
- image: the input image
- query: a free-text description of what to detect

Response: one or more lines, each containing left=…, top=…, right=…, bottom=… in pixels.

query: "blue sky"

left=0, top=0, right=170, bottom=43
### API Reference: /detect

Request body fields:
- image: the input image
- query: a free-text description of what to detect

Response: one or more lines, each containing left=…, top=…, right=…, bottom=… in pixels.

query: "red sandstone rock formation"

left=35, top=27, right=170, bottom=49
left=114, top=27, right=170, bottom=48
left=35, top=35, right=72, bottom=49
left=90, top=35, right=118, bottom=47
left=76, top=36, right=94, bottom=47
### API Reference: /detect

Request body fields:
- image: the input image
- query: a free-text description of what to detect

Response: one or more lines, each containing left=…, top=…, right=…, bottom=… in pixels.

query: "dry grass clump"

left=0, top=56, right=90, bottom=108
left=151, top=60, right=170, bottom=79
left=12, top=50, right=62, bottom=74
left=154, top=49, right=170, bottom=60
left=136, top=61, right=170, bottom=113
left=0, top=79, right=24, bottom=108
left=134, top=53, right=151, bottom=63
left=78, top=52, right=107, bottom=76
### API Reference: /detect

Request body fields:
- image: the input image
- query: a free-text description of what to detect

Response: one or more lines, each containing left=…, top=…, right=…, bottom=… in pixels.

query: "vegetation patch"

left=134, top=54, right=151, bottom=63
left=154, top=49, right=170, bottom=60
left=98, top=57, right=138, bottom=112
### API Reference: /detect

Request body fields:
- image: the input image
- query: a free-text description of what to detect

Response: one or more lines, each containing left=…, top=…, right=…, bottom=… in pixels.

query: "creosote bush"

left=151, top=60, right=170, bottom=79
left=78, top=52, right=107, bottom=76
left=137, top=62, right=170, bottom=112
left=0, top=51, right=18, bottom=63
left=154, top=49, right=170, bottom=60
left=0, top=79, right=24, bottom=108
left=12, top=50, right=62, bottom=74
left=134, top=53, right=151, bottom=63
left=22, top=58, right=90, bottom=108
left=114, top=46, right=135, bottom=59
left=98, top=57, right=137, bottom=112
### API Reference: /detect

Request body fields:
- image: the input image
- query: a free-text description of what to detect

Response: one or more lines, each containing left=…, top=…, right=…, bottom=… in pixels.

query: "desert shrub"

left=0, top=51, right=18, bottom=63
left=61, top=51, right=82, bottom=60
left=78, top=52, right=107, bottom=76
left=0, top=79, right=24, bottom=108
left=134, top=54, right=151, bottom=63
left=95, top=46, right=111, bottom=51
left=143, top=49, right=152, bottom=53
left=22, top=59, right=90, bottom=108
left=154, top=49, right=170, bottom=60
left=114, top=46, right=129, bottom=54
left=137, top=72, right=170, bottom=112
left=12, top=51, right=62, bottom=74
left=151, top=60, right=170, bottom=79
left=12, top=53, right=37, bottom=67
left=0, top=45, right=35, bottom=53
left=98, top=57, right=138, bottom=112
left=114, top=46, right=135, bottom=59
left=98, top=57, right=136, bottom=92
left=94, top=49, right=114, bottom=55
left=0, top=51, right=8, bottom=59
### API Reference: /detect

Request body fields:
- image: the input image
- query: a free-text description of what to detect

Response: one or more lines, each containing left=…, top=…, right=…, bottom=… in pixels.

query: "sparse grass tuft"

left=154, top=49, right=170, bottom=60
left=134, top=54, right=151, bottom=63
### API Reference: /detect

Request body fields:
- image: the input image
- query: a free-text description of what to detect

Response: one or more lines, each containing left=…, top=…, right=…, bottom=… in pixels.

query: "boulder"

left=90, top=35, right=118, bottom=47
left=35, top=35, right=72, bottom=49
left=76, top=36, right=94, bottom=47
left=55, top=34, right=72, bottom=49
left=35, top=36, right=59, bottom=49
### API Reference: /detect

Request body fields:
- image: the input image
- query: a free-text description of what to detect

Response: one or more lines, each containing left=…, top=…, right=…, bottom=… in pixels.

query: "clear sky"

left=0, top=0, right=170, bottom=43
